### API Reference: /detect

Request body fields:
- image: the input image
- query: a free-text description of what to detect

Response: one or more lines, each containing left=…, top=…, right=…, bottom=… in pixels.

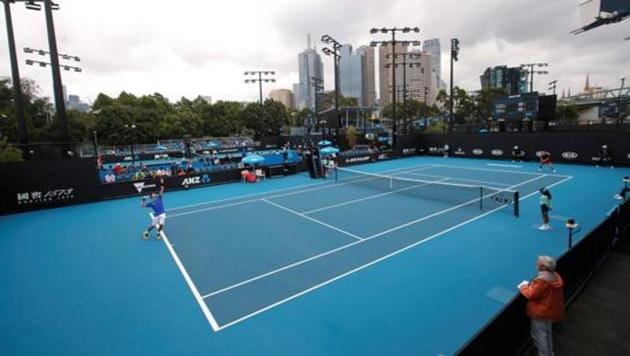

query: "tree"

left=473, top=87, right=507, bottom=124
left=0, top=137, right=23, bottom=162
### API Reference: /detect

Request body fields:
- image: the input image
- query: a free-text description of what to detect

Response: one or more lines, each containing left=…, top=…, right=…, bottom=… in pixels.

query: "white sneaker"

left=538, top=225, right=546, bottom=230
left=615, top=195, right=623, bottom=200
left=544, top=224, right=551, bottom=230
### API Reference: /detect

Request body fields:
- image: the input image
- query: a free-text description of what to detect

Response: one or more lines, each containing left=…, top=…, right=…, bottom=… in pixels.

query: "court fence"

left=457, top=201, right=630, bottom=355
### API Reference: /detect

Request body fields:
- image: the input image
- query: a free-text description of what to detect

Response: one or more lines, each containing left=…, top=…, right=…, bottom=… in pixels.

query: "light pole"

left=125, top=124, right=136, bottom=166
left=618, top=76, right=626, bottom=124
left=311, top=77, right=324, bottom=135
left=520, top=62, right=549, bottom=93
left=449, top=38, right=460, bottom=133
left=2, top=0, right=29, bottom=148
left=370, top=26, right=420, bottom=147
left=244, top=71, right=276, bottom=103
left=385, top=52, right=422, bottom=135
left=321, top=34, right=342, bottom=142
left=548, top=80, right=557, bottom=95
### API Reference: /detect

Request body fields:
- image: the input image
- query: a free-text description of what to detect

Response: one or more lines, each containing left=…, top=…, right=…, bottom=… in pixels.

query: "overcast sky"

left=1, top=0, right=628, bottom=104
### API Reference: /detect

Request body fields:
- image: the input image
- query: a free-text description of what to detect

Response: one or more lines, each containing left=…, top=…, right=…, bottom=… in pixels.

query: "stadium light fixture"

left=25, top=1, right=41, bottom=11
left=320, top=33, right=343, bottom=142
left=243, top=70, right=276, bottom=103
left=369, top=26, right=422, bottom=144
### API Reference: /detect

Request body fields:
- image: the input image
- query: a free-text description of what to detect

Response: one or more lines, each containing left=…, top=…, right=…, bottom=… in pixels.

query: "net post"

left=514, top=191, right=520, bottom=217
left=334, top=166, right=338, bottom=182
left=480, top=186, right=483, bottom=210
left=389, top=177, right=393, bottom=190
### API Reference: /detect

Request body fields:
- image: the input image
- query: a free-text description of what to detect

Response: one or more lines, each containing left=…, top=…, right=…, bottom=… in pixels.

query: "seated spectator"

left=186, top=162, right=195, bottom=174
left=105, top=172, right=116, bottom=183
left=177, top=168, right=185, bottom=176
left=113, top=163, right=123, bottom=175
left=133, top=171, right=145, bottom=181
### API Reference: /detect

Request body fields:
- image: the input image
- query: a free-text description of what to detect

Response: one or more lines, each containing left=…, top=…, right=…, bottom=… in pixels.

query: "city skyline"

left=1, top=0, right=627, bottom=105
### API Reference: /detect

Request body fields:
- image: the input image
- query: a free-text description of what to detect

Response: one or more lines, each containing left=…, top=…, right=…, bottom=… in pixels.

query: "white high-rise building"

left=423, top=38, right=445, bottom=96
left=296, top=34, right=324, bottom=110
left=339, top=44, right=364, bottom=105
left=357, top=45, right=376, bottom=107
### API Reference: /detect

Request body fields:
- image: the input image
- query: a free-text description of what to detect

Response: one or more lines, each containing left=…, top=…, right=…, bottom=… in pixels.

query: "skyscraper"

left=296, top=34, right=324, bottom=110
left=422, top=39, right=443, bottom=90
left=379, top=43, right=409, bottom=106
left=405, top=50, right=434, bottom=105
left=480, top=65, right=528, bottom=95
left=269, top=89, right=294, bottom=109
left=339, top=44, right=364, bottom=105
left=357, top=45, right=376, bottom=107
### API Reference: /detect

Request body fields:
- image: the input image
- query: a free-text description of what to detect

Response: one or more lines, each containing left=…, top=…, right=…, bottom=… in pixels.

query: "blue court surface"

left=1, top=156, right=628, bottom=355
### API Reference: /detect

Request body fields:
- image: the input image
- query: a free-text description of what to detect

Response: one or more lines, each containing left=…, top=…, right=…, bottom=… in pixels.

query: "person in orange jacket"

left=518, top=255, right=565, bottom=356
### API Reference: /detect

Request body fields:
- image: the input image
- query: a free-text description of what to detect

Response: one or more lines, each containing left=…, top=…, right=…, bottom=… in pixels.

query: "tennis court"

left=1, top=156, right=627, bottom=355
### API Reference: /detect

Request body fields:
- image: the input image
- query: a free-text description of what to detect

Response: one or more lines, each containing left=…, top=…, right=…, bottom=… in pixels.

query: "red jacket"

left=519, top=271, right=565, bottom=321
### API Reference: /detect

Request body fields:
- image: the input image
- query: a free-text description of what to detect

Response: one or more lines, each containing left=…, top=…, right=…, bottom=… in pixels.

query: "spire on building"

left=584, top=73, right=590, bottom=91
left=568, top=87, right=572, bottom=97
left=561, top=88, right=565, bottom=98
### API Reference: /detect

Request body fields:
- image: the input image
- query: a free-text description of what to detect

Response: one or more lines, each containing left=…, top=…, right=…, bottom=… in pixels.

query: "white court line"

left=168, top=165, right=438, bottom=218
left=167, top=164, right=436, bottom=212
left=400, top=172, right=512, bottom=188
left=201, top=174, right=549, bottom=301
left=486, top=163, right=523, bottom=168
left=364, top=174, right=547, bottom=239
left=432, top=164, right=571, bottom=178
left=214, top=175, right=574, bottom=331
left=261, top=198, right=364, bottom=241
left=302, top=178, right=450, bottom=215
left=156, top=218, right=220, bottom=332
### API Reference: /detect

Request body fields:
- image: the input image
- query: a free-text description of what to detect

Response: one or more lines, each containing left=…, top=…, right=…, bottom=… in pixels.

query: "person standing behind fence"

left=539, top=188, right=553, bottom=230
left=518, top=256, right=565, bottom=356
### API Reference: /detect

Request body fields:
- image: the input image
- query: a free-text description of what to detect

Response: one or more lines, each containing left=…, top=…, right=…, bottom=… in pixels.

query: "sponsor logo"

left=536, top=151, right=549, bottom=158
left=181, top=174, right=211, bottom=186
left=123, top=156, right=133, bottom=161
left=562, top=151, right=578, bottom=160
left=133, top=182, right=156, bottom=193
left=17, top=188, right=75, bottom=205
left=378, top=153, right=389, bottom=160
left=491, top=195, right=513, bottom=205
left=491, top=149, right=504, bottom=156
left=454, top=148, right=466, bottom=156
left=182, top=177, right=201, bottom=186
left=346, top=156, right=371, bottom=163
left=402, top=148, right=417, bottom=155
left=472, top=149, right=483, bottom=156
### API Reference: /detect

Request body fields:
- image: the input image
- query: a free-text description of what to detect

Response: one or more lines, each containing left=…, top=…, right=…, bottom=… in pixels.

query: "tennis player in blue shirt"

left=141, top=181, right=166, bottom=240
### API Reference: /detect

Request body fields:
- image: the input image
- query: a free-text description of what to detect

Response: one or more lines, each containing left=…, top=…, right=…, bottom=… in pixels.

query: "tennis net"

left=335, top=167, right=519, bottom=216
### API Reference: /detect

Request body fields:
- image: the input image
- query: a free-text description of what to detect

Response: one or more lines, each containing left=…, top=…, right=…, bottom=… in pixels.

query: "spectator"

left=443, top=144, right=450, bottom=158
left=614, top=176, right=630, bottom=201
left=518, top=256, right=565, bottom=356
left=186, top=161, right=195, bottom=174
left=105, top=172, right=116, bottom=183
left=113, top=163, right=123, bottom=175
left=133, top=170, right=145, bottom=181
